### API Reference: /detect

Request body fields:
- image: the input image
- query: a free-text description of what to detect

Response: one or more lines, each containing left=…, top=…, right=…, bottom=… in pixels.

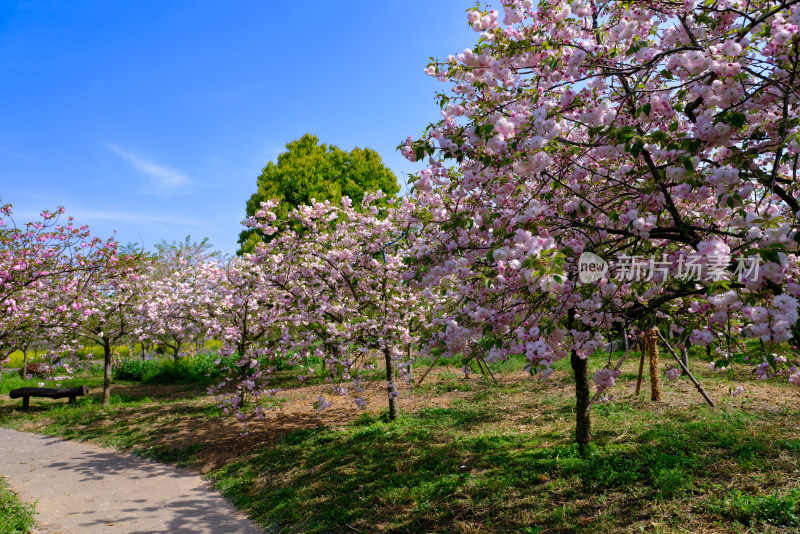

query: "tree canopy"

left=237, top=134, right=399, bottom=254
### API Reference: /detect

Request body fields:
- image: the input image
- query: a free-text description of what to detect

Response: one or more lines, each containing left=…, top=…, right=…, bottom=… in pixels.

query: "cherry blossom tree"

left=404, top=0, right=800, bottom=447
left=0, top=203, right=112, bottom=368
left=136, top=258, right=218, bottom=360
left=202, top=255, right=294, bottom=421
left=154, top=236, right=221, bottom=269
left=246, top=193, right=432, bottom=419
left=54, top=245, right=149, bottom=405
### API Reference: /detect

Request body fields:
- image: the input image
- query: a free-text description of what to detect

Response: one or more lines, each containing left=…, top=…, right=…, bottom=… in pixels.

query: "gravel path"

left=0, top=428, right=262, bottom=533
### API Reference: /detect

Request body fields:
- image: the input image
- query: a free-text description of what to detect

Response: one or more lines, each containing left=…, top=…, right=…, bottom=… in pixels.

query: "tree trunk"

left=173, top=340, right=182, bottom=362
left=102, top=337, right=112, bottom=406
left=648, top=328, right=662, bottom=402
left=571, top=350, right=591, bottom=452
left=383, top=348, right=398, bottom=420
left=622, top=326, right=629, bottom=351
left=22, top=348, right=29, bottom=380
left=680, top=347, right=688, bottom=369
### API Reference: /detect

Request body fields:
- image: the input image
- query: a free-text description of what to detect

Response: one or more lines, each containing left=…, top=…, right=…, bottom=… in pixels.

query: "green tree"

left=237, top=134, right=399, bottom=254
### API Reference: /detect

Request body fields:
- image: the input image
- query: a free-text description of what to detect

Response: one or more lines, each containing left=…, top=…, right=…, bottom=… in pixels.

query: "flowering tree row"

left=0, top=196, right=433, bottom=419
left=241, top=192, right=434, bottom=420
left=4, top=1, right=800, bottom=445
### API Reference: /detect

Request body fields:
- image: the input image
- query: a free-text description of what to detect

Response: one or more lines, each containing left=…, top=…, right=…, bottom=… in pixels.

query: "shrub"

left=18, top=363, right=53, bottom=378
left=113, top=353, right=237, bottom=384
left=114, top=358, right=160, bottom=381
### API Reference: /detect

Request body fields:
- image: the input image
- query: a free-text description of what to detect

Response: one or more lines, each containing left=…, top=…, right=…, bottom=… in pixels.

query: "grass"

left=0, top=477, right=37, bottom=534
left=204, top=395, right=800, bottom=533
left=0, top=349, right=798, bottom=533
left=706, top=487, right=800, bottom=527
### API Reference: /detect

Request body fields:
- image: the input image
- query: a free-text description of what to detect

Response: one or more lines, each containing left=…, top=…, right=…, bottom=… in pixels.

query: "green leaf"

left=669, top=121, right=679, bottom=133
left=728, top=112, right=747, bottom=129
left=642, top=103, right=652, bottom=117
left=476, top=124, right=495, bottom=139
left=759, top=249, right=780, bottom=263
left=681, top=137, right=702, bottom=154
left=479, top=335, right=497, bottom=351
left=767, top=352, right=777, bottom=371
left=616, top=126, right=636, bottom=143
left=631, top=139, right=644, bottom=158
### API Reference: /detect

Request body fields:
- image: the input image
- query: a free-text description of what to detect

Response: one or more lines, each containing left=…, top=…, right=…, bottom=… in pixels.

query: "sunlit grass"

left=0, top=349, right=798, bottom=533
left=0, top=477, right=37, bottom=533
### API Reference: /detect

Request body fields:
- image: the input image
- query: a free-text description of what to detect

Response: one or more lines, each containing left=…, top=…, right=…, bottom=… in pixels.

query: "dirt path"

left=0, top=429, right=261, bottom=534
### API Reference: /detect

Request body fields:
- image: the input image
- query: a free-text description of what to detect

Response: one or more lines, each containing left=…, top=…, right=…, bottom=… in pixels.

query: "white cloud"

left=67, top=208, right=202, bottom=227
left=104, top=143, right=190, bottom=192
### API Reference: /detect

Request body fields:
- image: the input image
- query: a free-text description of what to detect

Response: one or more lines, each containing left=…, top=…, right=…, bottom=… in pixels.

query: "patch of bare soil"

left=119, top=369, right=477, bottom=473
left=165, top=361, right=800, bottom=473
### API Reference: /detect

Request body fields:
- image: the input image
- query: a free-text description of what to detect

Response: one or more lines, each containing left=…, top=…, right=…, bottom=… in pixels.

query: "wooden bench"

left=9, top=386, right=89, bottom=409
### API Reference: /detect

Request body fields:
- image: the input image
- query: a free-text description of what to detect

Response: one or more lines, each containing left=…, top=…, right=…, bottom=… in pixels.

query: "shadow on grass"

left=208, top=402, right=800, bottom=534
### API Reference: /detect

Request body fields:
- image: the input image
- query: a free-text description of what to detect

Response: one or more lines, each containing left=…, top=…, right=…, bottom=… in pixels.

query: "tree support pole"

left=635, top=336, right=647, bottom=395
left=648, top=328, right=662, bottom=402
left=413, top=352, right=442, bottom=388
left=480, top=355, right=497, bottom=383
left=472, top=352, right=497, bottom=383
left=657, top=331, right=715, bottom=407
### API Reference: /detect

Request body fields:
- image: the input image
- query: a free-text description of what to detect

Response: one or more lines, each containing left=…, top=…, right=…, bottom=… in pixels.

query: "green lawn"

left=0, top=350, right=798, bottom=533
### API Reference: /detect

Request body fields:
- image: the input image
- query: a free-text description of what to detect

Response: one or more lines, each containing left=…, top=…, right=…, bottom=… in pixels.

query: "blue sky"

left=0, top=1, right=478, bottom=255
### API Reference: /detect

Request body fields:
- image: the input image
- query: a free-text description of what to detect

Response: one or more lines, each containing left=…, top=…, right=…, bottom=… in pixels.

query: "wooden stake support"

left=635, top=336, right=647, bottom=395
left=657, top=331, right=715, bottom=407
left=413, top=352, right=442, bottom=387
left=648, top=328, right=662, bottom=402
